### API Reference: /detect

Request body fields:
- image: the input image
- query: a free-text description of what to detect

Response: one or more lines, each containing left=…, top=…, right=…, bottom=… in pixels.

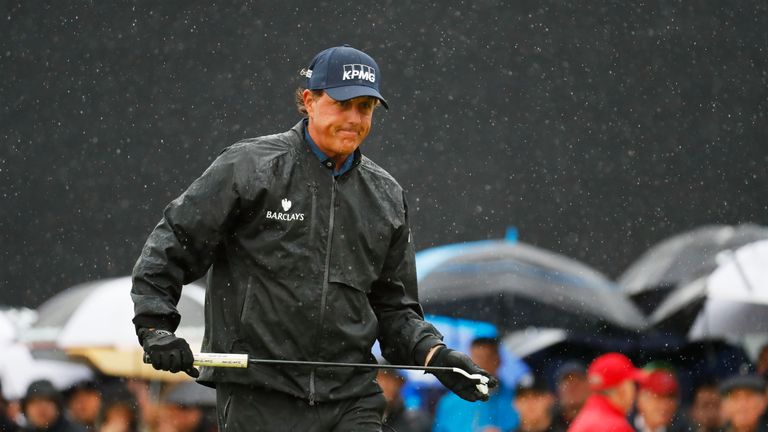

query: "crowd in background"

left=379, top=338, right=768, bottom=432
left=2, top=338, right=768, bottom=432
left=0, top=378, right=216, bottom=432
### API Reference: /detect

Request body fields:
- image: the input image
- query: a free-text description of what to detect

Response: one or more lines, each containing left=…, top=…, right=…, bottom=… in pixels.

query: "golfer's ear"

left=302, top=90, right=316, bottom=117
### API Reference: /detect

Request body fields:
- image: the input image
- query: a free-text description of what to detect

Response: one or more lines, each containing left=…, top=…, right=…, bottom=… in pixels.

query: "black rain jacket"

left=131, top=120, right=443, bottom=403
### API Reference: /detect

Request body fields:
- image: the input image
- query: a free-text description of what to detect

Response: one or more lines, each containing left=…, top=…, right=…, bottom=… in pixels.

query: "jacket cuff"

left=413, top=336, right=445, bottom=366
left=132, top=314, right=177, bottom=343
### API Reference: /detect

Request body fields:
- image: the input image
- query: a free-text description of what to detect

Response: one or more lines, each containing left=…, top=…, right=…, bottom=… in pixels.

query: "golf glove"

left=428, top=346, right=498, bottom=402
left=139, top=328, right=199, bottom=378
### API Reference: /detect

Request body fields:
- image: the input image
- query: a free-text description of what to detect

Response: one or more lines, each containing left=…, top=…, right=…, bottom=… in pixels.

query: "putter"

left=144, top=352, right=490, bottom=396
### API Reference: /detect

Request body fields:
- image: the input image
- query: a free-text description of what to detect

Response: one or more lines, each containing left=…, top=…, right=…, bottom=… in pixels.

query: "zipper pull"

left=308, top=392, right=316, bottom=406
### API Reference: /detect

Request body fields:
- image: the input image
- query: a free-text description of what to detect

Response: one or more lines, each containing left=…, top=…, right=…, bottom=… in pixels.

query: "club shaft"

left=144, top=352, right=454, bottom=373
left=246, top=357, right=456, bottom=373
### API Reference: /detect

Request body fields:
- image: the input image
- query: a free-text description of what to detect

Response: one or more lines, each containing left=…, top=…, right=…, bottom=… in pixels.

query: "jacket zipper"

left=309, top=182, right=318, bottom=242
left=309, top=173, right=337, bottom=405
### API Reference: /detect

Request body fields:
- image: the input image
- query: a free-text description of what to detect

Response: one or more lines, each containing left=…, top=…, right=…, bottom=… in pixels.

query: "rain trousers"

left=131, top=120, right=443, bottom=404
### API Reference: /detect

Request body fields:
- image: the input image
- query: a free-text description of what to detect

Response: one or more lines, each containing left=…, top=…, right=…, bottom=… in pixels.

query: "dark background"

left=2, top=1, right=767, bottom=306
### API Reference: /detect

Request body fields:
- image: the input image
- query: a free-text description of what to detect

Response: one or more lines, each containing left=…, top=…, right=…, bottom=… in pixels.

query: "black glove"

left=428, top=347, right=498, bottom=402
left=139, top=328, right=199, bottom=378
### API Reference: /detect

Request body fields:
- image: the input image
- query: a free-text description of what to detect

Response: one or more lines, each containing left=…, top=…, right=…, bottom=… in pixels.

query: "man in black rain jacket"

left=131, top=45, right=495, bottom=431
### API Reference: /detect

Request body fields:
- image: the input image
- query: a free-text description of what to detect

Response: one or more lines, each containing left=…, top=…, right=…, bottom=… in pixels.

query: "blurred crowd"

left=380, top=338, right=768, bottom=432
left=3, top=338, right=768, bottom=432
left=0, top=379, right=216, bottom=432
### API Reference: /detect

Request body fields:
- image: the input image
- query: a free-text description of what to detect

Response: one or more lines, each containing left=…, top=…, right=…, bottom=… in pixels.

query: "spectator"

left=553, top=362, right=589, bottom=427
left=756, top=345, right=768, bottom=379
left=377, top=369, right=430, bottom=432
left=433, top=338, right=519, bottom=432
left=511, top=373, right=565, bottom=432
left=155, top=382, right=216, bottom=432
left=688, top=379, right=722, bottom=432
left=97, top=385, right=138, bottom=432
left=65, top=382, right=101, bottom=431
left=719, top=374, right=768, bottom=432
left=122, top=380, right=156, bottom=431
left=1, top=382, right=20, bottom=432
left=633, top=369, right=689, bottom=432
left=568, top=353, right=646, bottom=432
left=21, top=380, right=84, bottom=432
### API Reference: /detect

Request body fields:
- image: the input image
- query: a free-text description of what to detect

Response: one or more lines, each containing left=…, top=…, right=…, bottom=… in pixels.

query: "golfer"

left=131, top=45, right=496, bottom=431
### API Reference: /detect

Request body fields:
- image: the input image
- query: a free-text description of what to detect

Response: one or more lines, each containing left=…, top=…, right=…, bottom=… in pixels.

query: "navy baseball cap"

left=303, top=45, right=388, bottom=109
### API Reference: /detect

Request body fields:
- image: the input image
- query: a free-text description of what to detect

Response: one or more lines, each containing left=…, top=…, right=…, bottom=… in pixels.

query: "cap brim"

left=325, top=86, right=389, bottom=109
left=632, top=369, right=651, bottom=385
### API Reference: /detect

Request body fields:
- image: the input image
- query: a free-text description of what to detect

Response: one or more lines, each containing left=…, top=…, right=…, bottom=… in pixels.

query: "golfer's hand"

left=428, top=347, right=498, bottom=402
left=139, top=328, right=199, bottom=378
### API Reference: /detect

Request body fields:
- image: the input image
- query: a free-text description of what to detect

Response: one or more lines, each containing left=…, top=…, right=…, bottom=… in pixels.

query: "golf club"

left=143, top=352, right=490, bottom=395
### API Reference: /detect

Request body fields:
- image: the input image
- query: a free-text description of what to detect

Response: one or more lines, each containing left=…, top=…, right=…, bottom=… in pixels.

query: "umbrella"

left=21, top=276, right=205, bottom=381
left=417, top=239, right=646, bottom=336
left=619, top=223, right=768, bottom=314
left=0, top=312, right=15, bottom=345
left=650, top=239, right=768, bottom=341
left=0, top=342, right=94, bottom=401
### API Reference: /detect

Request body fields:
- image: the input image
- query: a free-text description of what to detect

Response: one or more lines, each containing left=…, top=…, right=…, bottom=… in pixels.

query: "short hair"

left=295, top=87, right=324, bottom=116
left=294, top=87, right=381, bottom=116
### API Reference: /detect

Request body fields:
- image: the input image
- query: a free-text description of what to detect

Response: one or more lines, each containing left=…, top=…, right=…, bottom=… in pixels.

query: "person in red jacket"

left=568, top=353, right=648, bottom=432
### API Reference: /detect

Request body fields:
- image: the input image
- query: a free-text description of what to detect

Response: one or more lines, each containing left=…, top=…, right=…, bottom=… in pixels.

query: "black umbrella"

left=417, top=239, right=646, bottom=336
left=618, top=223, right=768, bottom=314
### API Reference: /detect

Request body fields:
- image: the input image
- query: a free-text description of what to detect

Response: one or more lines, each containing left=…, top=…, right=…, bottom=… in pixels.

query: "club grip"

left=143, top=352, right=249, bottom=368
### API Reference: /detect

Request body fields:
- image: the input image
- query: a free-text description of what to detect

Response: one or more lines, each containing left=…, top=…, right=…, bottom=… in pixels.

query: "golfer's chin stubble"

left=327, top=129, right=368, bottom=159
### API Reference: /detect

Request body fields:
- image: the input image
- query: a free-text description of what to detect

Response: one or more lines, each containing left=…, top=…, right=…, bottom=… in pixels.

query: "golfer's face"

left=305, top=91, right=376, bottom=158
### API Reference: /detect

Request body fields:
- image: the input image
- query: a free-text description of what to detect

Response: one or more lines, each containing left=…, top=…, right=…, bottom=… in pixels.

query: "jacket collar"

left=292, top=119, right=363, bottom=177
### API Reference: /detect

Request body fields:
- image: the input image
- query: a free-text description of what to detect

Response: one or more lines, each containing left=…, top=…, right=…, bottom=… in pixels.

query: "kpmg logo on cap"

left=342, top=64, right=376, bottom=83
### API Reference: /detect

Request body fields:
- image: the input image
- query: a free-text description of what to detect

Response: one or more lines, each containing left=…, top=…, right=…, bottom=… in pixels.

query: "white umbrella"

left=651, top=239, right=768, bottom=340
left=0, top=343, right=94, bottom=401
left=23, top=276, right=205, bottom=349
left=21, top=277, right=205, bottom=381
left=0, top=312, right=15, bottom=345
left=502, top=328, right=569, bottom=358
left=689, top=240, right=768, bottom=339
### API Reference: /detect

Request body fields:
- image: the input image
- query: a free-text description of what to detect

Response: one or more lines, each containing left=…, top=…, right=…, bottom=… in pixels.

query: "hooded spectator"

left=21, top=380, right=84, bottom=432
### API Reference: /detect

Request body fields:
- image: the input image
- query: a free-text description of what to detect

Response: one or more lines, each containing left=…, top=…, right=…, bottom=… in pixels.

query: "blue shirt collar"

left=303, top=119, right=355, bottom=177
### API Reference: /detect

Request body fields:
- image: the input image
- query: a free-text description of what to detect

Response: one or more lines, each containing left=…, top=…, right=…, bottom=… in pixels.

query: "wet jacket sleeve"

left=131, top=147, right=243, bottom=334
left=369, top=192, right=444, bottom=366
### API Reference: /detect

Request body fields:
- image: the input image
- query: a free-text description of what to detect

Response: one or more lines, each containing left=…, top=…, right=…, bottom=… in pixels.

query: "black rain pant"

left=216, top=383, right=386, bottom=432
